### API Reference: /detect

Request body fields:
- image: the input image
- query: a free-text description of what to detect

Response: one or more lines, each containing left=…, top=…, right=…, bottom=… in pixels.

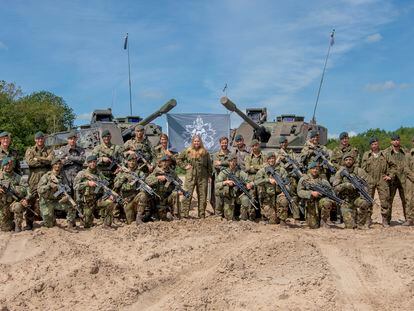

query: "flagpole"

left=125, top=33, right=133, bottom=115
left=311, top=29, right=335, bottom=124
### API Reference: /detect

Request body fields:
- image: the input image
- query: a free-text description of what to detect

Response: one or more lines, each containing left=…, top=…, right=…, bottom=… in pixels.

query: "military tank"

left=220, top=96, right=327, bottom=152
left=45, top=99, right=177, bottom=151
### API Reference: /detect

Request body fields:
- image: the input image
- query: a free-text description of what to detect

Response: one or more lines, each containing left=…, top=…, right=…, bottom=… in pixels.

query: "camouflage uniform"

left=232, top=145, right=250, bottom=171
left=333, top=166, right=373, bottom=229
left=404, top=148, right=414, bottom=223
left=74, top=168, right=116, bottom=228
left=123, top=137, right=154, bottom=172
left=113, top=167, right=147, bottom=224
left=177, top=150, right=212, bottom=218
left=145, top=166, right=179, bottom=220
left=0, top=147, right=20, bottom=174
left=37, top=171, right=76, bottom=227
left=300, top=141, right=332, bottom=178
left=297, top=173, right=335, bottom=229
left=0, top=170, right=28, bottom=231
left=25, top=145, right=54, bottom=228
left=215, top=167, right=252, bottom=221
left=255, top=164, right=289, bottom=224
left=211, top=149, right=231, bottom=216
left=154, top=145, right=176, bottom=166
left=361, top=149, right=392, bottom=222
left=92, top=142, right=123, bottom=182
left=331, top=145, right=360, bottom=170
left=384, top=146, right=408, bottom=219
left=56, top=144, right=86, bottom=191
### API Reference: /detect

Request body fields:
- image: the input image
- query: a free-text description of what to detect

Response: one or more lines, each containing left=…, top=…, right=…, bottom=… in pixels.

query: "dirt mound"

left=1, top=195, right=414, bottom=310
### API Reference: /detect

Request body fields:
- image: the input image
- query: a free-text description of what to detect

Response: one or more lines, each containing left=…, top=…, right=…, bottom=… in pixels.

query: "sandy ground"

left=1, top=193, right=414, bottom=311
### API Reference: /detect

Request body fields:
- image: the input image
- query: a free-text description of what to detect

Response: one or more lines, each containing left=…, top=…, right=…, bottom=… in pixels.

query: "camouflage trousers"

left=215, top=194, right=224, bottom=217
left=340, top=197, right=371, bottom=229
left=220, top=193, right=253, bottom=221
left=121, top=192, right=149, bottom=224
left=81, top=198, right=115, bottom=228
left=181, top=176, right=208, bottom=218
left=39, top=198, right=75, bottom=228
left=152, top=193, right=175, bottom=221
left=260, top=193, right=289, bottom=224
left=304, top=197, right=334, bottom=229
left=369, top=180, right=390, bottom=221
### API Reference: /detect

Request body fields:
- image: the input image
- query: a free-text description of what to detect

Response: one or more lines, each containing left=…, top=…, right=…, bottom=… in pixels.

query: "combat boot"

left=402, top=220, right=413, bottom=226
left=279, top=220, right=288, bottom=228
left=320, top=220, right=330, bottom=228
left=382, top=218, right=390, bottom=228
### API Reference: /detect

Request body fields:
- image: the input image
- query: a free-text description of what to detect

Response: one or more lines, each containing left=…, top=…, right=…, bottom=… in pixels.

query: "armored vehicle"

left=220, top=96, right=327, bottom=153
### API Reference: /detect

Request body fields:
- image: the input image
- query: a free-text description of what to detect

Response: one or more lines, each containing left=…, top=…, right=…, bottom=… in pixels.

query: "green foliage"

left=0, top=81, right=75, bottom=156
left=326, top=128, right=414, bottom=153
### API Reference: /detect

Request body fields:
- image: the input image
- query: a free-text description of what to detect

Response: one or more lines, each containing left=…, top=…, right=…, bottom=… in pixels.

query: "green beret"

left=279, top=136, right=287, bottom=144
left=339, top=132, right=348, bottom=140
left=67, top=131, right=77, bottom=138
left=135, top=124, right=145, bottom=131
left=35, top=131, right=45, bottom=139
left=234, top=134, right=243, bottom=142
left=0, top=131, right=11, bottom=138
left=51, top=158, right=61, bottom=165
left=101, top=129, right=111, bottom=137
left=266, top=152, right=276, bottom=158
left=250, top=139, right=259, bottom=147
left=86, top=155, right=98, bottom=162
left=342, top=152, right=355, bottom=161
left=307, top=161, right=318, bottom=170
left=309, top=130, right=319, bottom=138
left=1, top=157, right=14, bottom=167
left=390, top=133, right=400, bottom=141
left=369, top=137, right=378, bottom=145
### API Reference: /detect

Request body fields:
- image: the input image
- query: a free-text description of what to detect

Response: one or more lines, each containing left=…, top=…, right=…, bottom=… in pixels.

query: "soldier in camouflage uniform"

left=178, top=135, right=212, bottom=219
left=113, top=154, right=148, bottom=224
left=123, top=124, right=155, bottom=174
left=403, top=137, right=414, bottom=226
left=331, top=132, right=360, bottom=170
left=0, top=157, right=28, bottom=232
left=145, top=155, right=180, bottom=221
left=56, top=131, right=86, bottom=194
left=255, top=152, right=290, bottom=226
left=92, top=129, right=123, bottom=184
left=0, top=131, right=20, bottom=174
left=361, top=137, right=393, bottom=227
left=232, top=134, right=250, bottom=171
left=333, top=153, right=373, bottom=229
left=211, top=136, right=231, bottom=217
left=216, top=154, right=254, bottom=221
left=297, top=162, right=335, bottom=229
left=74, top=155, right=116, bottom=229
left=276, top=136, right=302, bottom=220
left=37, top=158, right=76, bottom=228
left=24, top=131, right=54, bottom=230
left=384, top=134, right=408, bottom=220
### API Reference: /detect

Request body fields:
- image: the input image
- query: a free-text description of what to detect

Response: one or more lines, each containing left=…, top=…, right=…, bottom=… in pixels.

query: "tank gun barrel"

left=220, top=96, right=271, bottom=142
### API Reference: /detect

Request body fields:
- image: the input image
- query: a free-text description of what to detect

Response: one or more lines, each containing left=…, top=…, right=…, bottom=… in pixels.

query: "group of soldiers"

left=0, top=124, right=413, bottom=233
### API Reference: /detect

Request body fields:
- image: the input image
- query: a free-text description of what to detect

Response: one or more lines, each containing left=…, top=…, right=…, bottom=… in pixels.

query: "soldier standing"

left=56, top=131, right=86, bottom=192
left=0, top=157, right=28, bottom=232
left=255, top=152, right=290, bottom=226
left=232, top=134, right=250, bottom=171
left=113, top=154, right=148, bottom=224
left=403, top=137, right=414, bottom=226
left=124, top=124, right=154, bottom=173
left=92, top=129, right=123, bottom=184
left=297, top=162, right=335, bottom=229
left=74, top=155, right=116, bottom=229
left=178, top=135, right=212, bottom=219
left=37, top=158, right=76, bottom=229
left=211, top=136, right=231, bottom=216
left=384, top=134, right=408, bottom=220
left=361, top=137, right=393, bottom=227
left=0, top=131, right=20, bottom=173
left=24, top=131, right=54, bottom=230
left=215, top=155, right=254, bottom=221
left=331, top=132, right=360, bottom=170
left=333, top=153, right=373, bottom=229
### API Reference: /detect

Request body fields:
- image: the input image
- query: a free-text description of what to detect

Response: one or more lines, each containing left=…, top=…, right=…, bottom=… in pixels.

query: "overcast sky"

left=1, top=0, right=413, bottom=138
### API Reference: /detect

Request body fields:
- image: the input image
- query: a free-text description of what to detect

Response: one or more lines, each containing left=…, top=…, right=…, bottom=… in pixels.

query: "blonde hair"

left=187, top=135, right=207, bottom=158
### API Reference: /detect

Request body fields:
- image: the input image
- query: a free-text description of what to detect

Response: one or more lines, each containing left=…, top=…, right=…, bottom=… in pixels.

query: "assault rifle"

left=302, top=180, right=344, bottom=205
left=84, top=174, right=123, bottom=204
left=279, top=150, right=304, bottom=179
left=53, top=181, right=84, bottom=219
left=340, top=169, right=374, bottom=205
left=0, top=180, right=39, bottom=216
left=313, top=149, right=336, bottom=174
left=265, top=166, right=301, bottom=214
left=119, top=166, right=160, bottom=199
left=221, top=167, right=259, bottom=210
left=162, top=173, right=191, bottom=199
